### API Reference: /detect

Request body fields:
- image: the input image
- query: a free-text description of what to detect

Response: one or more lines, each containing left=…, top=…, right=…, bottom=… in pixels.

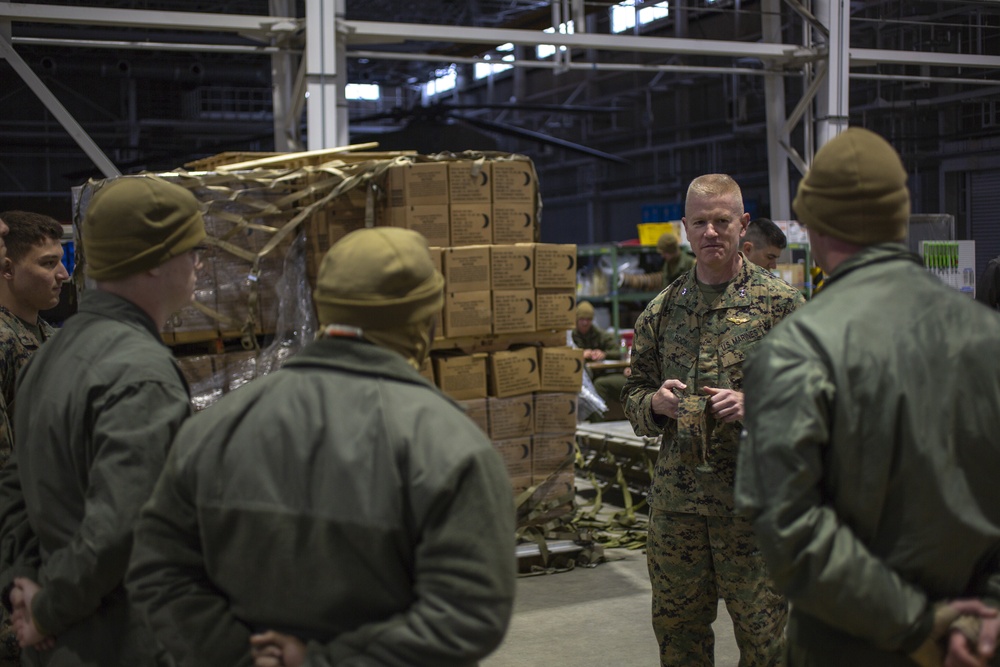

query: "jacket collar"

left=673, top=253, right=757, bottom=314
left=78, top=290, right=163, bottom=340
left=284, top=336, right=437, bottom=389
left=821, top=243, right=922, bottom=291
left=0, top=305, right=49, bottom=346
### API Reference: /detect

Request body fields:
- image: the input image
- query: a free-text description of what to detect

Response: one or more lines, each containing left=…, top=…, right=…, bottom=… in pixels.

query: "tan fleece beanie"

left=656, top=233, right=680, bottom=254
left=576, top=301, right=595, bottom=319
left=84, top=175, right=207, bottom=281
left=793, top=128, right=910, bottom=245
left=314, top=227, right=444, bottom=331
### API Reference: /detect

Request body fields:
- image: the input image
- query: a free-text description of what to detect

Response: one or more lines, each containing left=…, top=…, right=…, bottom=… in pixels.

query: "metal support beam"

left=0, top=32, right=120, bottom=178
left=0, top=2, right=299, bottom=42
left=815, top=0, right=849, bottom=148
left=341, top=19, right=810, bottom=62
left=270, top=0, right=297, bottom=152
left=305, top=0, right=347, bottom=149
left=763, top=0, right=791, bottom=219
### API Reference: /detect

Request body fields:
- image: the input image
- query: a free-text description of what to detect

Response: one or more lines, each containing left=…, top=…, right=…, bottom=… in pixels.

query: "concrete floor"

left=483, top=546, right=741, bottom=667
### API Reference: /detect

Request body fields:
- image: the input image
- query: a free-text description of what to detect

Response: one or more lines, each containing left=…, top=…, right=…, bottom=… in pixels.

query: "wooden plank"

left=215, top=142, right=381, bottom=172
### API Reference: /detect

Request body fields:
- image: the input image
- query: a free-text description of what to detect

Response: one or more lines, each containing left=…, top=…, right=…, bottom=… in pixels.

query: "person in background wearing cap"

left=0, top=175, right=205, bottom=666
left=0, top=211, right=68, bottom=666
left=620, top=232, right=696, bottom=292
left=573, top=301, right=627, bottom=420
left=126, top=227, right=516, bottom=667
left=735, top=127, right=1000, bottom=667
left=740, top=217, right=787, bottom=272
left=624, top=173, right=804, bottom=667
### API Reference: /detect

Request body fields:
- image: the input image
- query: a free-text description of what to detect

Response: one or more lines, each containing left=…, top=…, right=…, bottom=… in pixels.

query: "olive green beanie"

left=84, top=175, right=207, bottom=281
left=576, top=301, right=595, bottom=319
left=656, top=233, right=679, bottom=254
left=792, top=128, right=910, bottom=245
left=314, top=227, right=444, bottom=330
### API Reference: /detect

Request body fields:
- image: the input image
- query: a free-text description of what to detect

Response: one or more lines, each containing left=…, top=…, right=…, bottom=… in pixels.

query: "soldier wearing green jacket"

left=0, top=176, right=204, bottom=665
left=736, top=128, right=1000, bottom=667
left=624, top=173, right=804, bottom=666
left=127, top=227, right=516, bottom=667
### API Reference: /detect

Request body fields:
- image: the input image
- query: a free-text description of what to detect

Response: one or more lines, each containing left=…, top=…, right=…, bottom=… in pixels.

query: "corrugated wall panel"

left=970, top=171, right=1000, bottom=276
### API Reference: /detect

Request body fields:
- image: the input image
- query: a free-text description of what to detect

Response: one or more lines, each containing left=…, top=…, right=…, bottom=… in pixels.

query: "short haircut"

left=0, top=211, right=64, bottom=262
left=685, top=174, right=744, bottom=217
left=744, top=217, right=787, bottom=250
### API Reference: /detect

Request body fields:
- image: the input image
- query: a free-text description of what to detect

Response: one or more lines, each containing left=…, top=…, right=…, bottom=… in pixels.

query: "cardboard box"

left=433, top=353, right=488, bottom=400
left=428, top=246, right=442, bottom=276
left=441, top=246, right=491, bottom=293
left=492, top=201, right=537, bottom=244
left=493, top=436, right=533, bottom=488
left=176, top=354, right=222, bottom=412
left=776, top=262, right=806, bottom=291
left=534, top=392, right=578, bottom=434
left=489, top=347, right=541, bottom=397
left=449, top=204, right=492, bottom=247
left=488, top=394, right=534, bottom=440
left=492, top=160, right=537, bottom=202
left=448, top=160, right=492, bottom=204
left=380, top=205, right=450, bottom=247
left=382, top=161, right=449, bottom=207
left=535, top=289, right=576, bottom=331
left=457, top=398, right=489, bottom=436
left=492, top=289, right=536, bottom=335
left=538, top=346, right=584, bottom=393
left=532, top=433, right=576, bottom=466
left=442, top=290, right=492, bottom=338
left=534, top=243, right=577, bottom=289
left=491, top=244, right=534, bottom=290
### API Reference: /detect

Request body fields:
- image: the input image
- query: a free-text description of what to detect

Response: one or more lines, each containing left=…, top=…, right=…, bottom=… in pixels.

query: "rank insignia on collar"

left=727, top=316, right=751, bottom=324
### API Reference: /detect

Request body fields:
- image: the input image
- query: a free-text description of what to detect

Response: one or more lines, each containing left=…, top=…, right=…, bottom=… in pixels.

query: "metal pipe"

left=12, top=35, right=287, bottom=54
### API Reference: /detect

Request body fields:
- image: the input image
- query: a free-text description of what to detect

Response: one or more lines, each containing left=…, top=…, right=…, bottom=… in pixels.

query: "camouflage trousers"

left=647, top=510, right=787, bottom=667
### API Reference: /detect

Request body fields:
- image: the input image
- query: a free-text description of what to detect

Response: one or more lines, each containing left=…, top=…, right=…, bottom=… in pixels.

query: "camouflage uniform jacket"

left=572, top=326, right=621, bottom=359
left=0, top=306, right=55, bottom=468
left=127, top=336, right=516, bottom=667
left=624, top=255, right=803, bottom=516
left=0, top=290, right=191, bottom=666
left=736, top=244, right=1000, bottom=664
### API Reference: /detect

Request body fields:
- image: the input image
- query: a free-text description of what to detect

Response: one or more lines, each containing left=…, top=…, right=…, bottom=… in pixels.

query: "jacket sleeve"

left=308, top=447, right=516, bottom=667
left=735, top=335, right=932, bottom=653
left=599, top=330, right=622, bottom=360
left=0, top=451, right=40, bottom=605
left=31, top=380, right=191, bottom=637
left=127, top=435, right=253, bottom=667
left=622, top=300, right=666, bottom=436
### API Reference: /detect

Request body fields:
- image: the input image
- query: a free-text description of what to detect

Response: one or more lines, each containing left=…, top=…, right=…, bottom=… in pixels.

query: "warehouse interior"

left=2, top=2, right=1000, bottom=665
left=3, top=1, right=1000, bottom=273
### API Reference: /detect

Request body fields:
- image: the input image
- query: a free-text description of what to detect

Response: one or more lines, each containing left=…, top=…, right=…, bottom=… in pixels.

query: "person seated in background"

left=620, top=233, right=695, bottom=292
left=741, top=217, right=787, bottom=271
left=572, top=301, right=628, bottom=420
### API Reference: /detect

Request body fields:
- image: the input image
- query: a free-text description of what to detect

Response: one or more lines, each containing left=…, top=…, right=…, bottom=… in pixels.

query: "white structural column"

left=270, top=0, right=299, bottom=151
left=762, top=0, right=790, bottom=219
left=814, top=0, right=850, bottom=148
left=305, top=0, right=347, bottom=149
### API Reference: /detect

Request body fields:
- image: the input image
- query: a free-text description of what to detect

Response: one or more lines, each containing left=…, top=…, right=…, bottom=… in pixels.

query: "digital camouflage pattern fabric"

left=0, top=305, right=54, bottom=469
left=623, top=257, right=804, bottom=516
left=572, top=325, right=621, bottom=359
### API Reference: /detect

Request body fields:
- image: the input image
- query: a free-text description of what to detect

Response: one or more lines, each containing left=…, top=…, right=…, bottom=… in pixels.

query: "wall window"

left=537, top=21, right=574, bottom=59
left=424, top=65, right=457, bottom=97
left=611, top=0, right=670, bottom=34
left=474, top=42, right=515, bottom=79
left=346, top=83, right=380, bottom=101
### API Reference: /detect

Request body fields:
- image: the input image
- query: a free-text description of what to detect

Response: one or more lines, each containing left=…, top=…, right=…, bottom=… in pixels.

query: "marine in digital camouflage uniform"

left=0, top=211, right=65, bottom=665
left=623, top=174, right=804, bottom=667
left=0, top=307, right=56, bottom=467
